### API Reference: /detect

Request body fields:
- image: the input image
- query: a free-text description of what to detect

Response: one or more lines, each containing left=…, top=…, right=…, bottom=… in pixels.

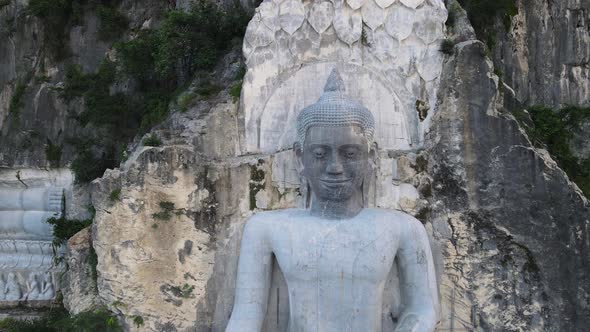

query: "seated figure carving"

left=227, top=69, right=438, bottom=332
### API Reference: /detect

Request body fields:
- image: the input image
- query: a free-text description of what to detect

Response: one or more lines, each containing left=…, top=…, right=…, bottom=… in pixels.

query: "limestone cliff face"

left=493, top=0, right=590, bottom=107
left=429, top=39, right=590, bottom=331
left=0, top=0, right=168, bottom=168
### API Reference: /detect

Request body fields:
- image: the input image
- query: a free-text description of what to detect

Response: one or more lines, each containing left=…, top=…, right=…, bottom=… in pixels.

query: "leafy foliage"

left=0, top=307, right=122, bottom=332
left=46, top=216, right=92, bottom=247
left=229, top=81, right=242, bottom=102
left=59, top=1, right=251, bottom=183
left=132, top=315, right=144, bottom=328
left=9, top=80, right=26, bottom=117
left=143, top=134, right=162, bottom=147
left=459, top=0, right=517, bottom=48
left=0, top=0, right=11, bottom=9
left=70, top=141, right=112, bottom=183
left=440, top=39, right=455, bottom=55
left=523, top=105, right=590, bottom=197
left=109, top=188, right=121, bottom=201
left=152, top=201, right=175, bottom=220
left=115, top=1, right=250, bottom=88
left=97, top=5, right=128, bottom=41
left=45, top=139, right=63, bottom=167
left=27, top=0, right=125, bottom=59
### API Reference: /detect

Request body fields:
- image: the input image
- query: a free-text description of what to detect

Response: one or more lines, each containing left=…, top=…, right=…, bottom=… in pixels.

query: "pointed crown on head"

left=295, top=68, right=376, bottom=149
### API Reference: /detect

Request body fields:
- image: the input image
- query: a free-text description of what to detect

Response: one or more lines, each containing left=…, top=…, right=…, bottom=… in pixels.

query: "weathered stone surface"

left=428, top=39, right=590, bottom=331
left=361, top=0, right=386, bottom=30
left=279, top=0, right=305, bottom=35
left=400, top=0, right=423, bottom=10
left=308, top=1, right=334, bottom=34
left=493, top=0, right=590, bottom=107
left=244, top=14, right=275, bottom=48
left=375, top=0, right=396, bottom=9
left=63, top=227, right=100, bottom=314
left=332, top=9, right=363, bottom=45
left=384, top=5, right=415, bottom=41
left=258, top=1, right=280, bottom=32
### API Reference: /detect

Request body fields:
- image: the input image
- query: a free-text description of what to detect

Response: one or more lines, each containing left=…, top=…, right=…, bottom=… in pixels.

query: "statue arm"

left=395, top=218, right=438, bottom=332
left=226, top=217, right=273, bottom=332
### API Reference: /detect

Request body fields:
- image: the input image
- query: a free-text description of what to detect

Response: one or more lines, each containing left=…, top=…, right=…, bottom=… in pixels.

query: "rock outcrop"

left=493, top=0, right=590, bottom=107
left=63, top=227, right=100, bottom=314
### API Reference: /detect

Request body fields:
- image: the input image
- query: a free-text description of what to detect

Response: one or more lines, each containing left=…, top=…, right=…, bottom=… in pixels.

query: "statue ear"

left=369, top=142, right=378, bottom=167
left=293, top=142, right=303, bottom=158
left=293, top=141, right=305, bottom=175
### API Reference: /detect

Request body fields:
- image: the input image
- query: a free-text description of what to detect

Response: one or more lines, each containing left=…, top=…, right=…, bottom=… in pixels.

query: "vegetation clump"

left=152, top=201, right=176, bottom=220
left=143, top=134, right=162, bottom=147
left=520, top=105, right=590, bottom=197
left=109, top=188, right=121, bottom=201
left=97, top=5, right=128, bottom=41
left=27, top=0, right=126, bottom=59
left=45, top=139, right=62, bottom=167
left=132, top=315, right=144, bottom=328
left=0, top=306, right=122, bottom=332
left=172, top=283, right=194, bottom=298
left=9, top=80, right=26, bottom=117
left=46, top=216, right=93, bottom=248
left=440, top=39, right=455, bottom=55
left=59, top=2, right=251, bottom=183
left=458, top=0, right=517, bottom=48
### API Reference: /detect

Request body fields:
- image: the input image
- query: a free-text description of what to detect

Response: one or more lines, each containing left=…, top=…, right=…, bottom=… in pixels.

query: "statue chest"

left=271, top=219, right=399, bottom=284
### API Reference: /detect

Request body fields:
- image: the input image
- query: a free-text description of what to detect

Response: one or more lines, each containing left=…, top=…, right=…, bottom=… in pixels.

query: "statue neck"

left=310, top=191, right=364, bottom=219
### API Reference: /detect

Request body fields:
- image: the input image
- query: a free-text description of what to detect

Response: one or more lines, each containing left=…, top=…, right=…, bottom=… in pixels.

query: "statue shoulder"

left=371, top=208, right=425, bottom=232
left=245, top=208, right=303, bottom=228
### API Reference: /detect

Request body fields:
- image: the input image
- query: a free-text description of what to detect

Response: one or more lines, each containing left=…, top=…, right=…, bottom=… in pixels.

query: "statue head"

left=294, top=69, right=377, bottom=215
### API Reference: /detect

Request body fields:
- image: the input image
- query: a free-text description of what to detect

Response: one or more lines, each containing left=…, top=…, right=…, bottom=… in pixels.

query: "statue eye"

left=342, top=148, right=360, bottom=159
left=312, top=148, right=326, bottom=159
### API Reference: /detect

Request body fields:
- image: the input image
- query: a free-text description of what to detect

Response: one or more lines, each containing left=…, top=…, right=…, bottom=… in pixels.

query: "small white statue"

left=0, top=275, right=6, bottom=301
left=5, top=272, right=22, bottom=301
left=25, top=273, right=40, bottom=300
left=40, top=273, right=55, bottom=300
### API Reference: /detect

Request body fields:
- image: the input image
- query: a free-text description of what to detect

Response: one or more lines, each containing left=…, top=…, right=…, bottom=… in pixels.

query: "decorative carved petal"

left=245, top=14, right=275, bottom=48
left=416, top=45, right=443, bottom=81
left=279, top=0, right=305, bottom=35
left=333, top=10, right=363, bottom=45
left=259, top=1, right=280, bottom=32
left=384, top=5, right=415, bottom=40
left=361, top=0, right=385, bottom=30
left=369, top=28, right=399, bottom=62
left=375, top=0, right=396, bottom=9
left=346, top=0, right=366, bottom=10
left=414, top=19, right=442, bottom=44
left=308, top=1, right=334, bottom=34
left=399, top=0, right=424, bottom=9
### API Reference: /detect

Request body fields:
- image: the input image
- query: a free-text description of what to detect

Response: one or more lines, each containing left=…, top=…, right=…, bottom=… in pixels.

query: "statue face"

left=300, top=126, right=370, bottom=202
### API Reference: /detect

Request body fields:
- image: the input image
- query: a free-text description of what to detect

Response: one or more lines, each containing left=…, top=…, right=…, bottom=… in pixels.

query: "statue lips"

left=320, top=178, right=352, bottom=188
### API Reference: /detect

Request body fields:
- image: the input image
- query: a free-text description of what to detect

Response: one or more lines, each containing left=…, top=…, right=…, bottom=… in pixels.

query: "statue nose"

left=326, top=156, right=344, bottom=175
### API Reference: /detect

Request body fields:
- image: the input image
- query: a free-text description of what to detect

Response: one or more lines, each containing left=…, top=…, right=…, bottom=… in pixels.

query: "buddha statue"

left=226, top=69, right=438, bottom=332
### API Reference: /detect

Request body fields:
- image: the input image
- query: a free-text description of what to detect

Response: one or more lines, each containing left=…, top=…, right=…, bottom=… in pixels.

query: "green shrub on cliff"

left=116, top=1, right=250, bottom=88
left=27, top=0, right=126, bottom=59
left=459, top=0, right=517, bottom=47
left=524, top=105, right=590, bottom=197
left=97, top=5, right=128, bottom=41
left=59, top=1, right=252, bottom=183
left=0, top=307, right=122, bottom=332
